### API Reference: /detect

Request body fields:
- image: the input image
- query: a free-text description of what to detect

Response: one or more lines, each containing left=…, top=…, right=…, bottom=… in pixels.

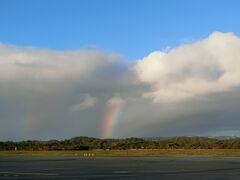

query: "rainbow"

left=19, top=99, right=48, bottom=137
left=101, top=99, right=124, bottom=139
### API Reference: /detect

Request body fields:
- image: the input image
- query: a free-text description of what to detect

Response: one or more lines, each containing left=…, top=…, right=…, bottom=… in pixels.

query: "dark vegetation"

left=1, top=137, right=240, bottom=151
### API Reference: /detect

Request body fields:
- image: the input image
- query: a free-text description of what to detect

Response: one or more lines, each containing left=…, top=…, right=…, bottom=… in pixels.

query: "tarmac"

left=0, top=156, right=240, bottom=179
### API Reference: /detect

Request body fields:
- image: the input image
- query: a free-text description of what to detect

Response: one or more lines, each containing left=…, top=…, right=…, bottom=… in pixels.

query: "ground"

left=0, top=156, right=240, bottom=179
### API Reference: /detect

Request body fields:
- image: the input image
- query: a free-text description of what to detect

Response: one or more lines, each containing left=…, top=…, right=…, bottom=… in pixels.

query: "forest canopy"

left=1, top=137, right=240, bottom=151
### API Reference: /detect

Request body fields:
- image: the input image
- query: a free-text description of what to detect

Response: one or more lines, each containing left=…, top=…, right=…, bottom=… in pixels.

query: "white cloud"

left=134, top=32, right=240, bottom=103
left=0, top=45, right=120, bottom=81
left=70, top=95, right=98, bottom=112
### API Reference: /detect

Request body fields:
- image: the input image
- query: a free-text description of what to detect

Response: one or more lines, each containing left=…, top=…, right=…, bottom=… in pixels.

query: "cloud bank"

left=0, top=45, right=119, bottom=80
left=1, top=32, right=240, bottom=140
left=134, top=32, right=240, bottom=103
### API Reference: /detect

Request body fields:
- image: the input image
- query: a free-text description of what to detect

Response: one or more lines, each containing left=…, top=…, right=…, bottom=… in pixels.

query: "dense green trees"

left=0, top=137, right=240, bottom=151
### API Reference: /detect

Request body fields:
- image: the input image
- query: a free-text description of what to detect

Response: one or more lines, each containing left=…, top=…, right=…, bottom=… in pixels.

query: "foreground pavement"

left=0, top=156, right=240, bottom=179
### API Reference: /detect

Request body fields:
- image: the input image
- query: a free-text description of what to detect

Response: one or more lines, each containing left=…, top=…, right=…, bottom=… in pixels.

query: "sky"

left=1, top=0, right=240, bottom=140
left=1, top=0, right=240, bottom=60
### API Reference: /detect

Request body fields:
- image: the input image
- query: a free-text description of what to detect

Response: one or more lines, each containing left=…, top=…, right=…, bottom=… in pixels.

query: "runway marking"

left=0, top=171, right=58, bottom=176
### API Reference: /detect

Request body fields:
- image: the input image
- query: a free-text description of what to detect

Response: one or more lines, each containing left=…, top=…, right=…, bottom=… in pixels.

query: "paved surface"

left=0, top=156, right=240, bottom=179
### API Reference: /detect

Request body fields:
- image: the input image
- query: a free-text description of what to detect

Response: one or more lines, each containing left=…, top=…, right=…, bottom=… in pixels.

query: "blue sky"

left=1, top=0, right=240, bottom=61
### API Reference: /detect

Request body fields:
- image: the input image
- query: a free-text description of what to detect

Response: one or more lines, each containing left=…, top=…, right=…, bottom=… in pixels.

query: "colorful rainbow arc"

left=101, top=101, right=124, bottom=139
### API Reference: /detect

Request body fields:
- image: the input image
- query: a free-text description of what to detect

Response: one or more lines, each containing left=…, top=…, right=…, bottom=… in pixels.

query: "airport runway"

left=0, top=156, right=240, bottom=179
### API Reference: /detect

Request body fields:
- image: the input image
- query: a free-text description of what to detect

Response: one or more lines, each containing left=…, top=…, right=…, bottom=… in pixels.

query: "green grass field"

left=0, top=149, right=240, bottom=157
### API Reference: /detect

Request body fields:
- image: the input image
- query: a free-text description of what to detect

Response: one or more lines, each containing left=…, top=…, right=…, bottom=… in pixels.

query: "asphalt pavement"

left=0, top=156, right=240, bottom=179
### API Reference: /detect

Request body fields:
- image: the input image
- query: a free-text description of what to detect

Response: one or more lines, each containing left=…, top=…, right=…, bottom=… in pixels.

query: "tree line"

left=0, top=136, right=240, bottom=151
